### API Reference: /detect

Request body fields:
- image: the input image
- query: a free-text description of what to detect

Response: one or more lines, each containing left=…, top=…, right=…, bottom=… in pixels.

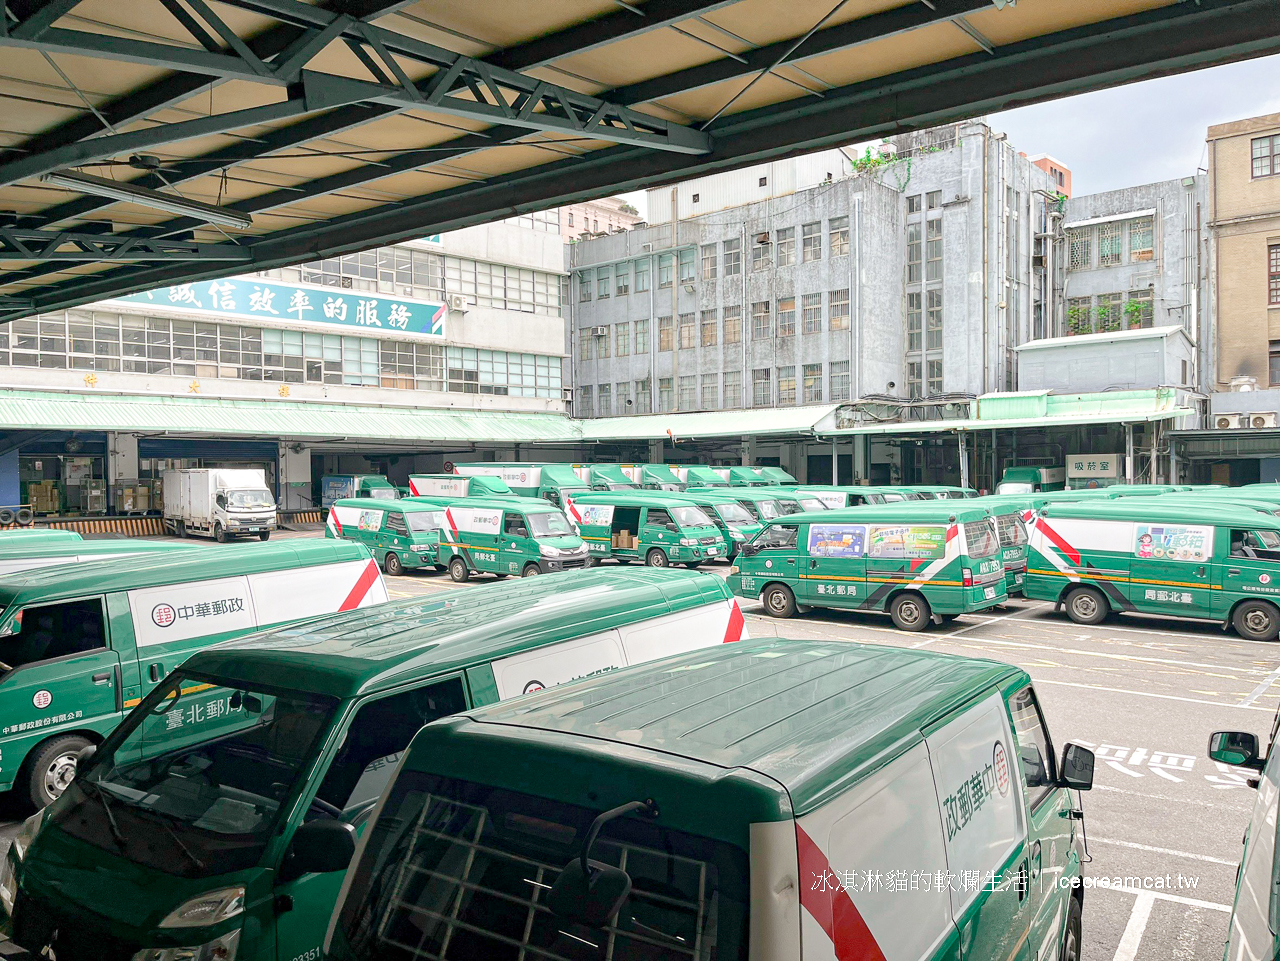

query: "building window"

left=597, top=326, right=611, bottom=358
left=724, top=370, right=742, bottom=407
left=777, top=366, right=796, bottom=405
left=907, top=195, right=922, bottom=214
left=1127, top=289, right=1154, bottom=328
left=700, top=310, right=718, bottom=346
left=1271, top=341, right=1280, bottom=386
left=829, top=216, right=849, bottom=257
left=701, top=374, right=718, bottom=410
left=635, top=258, right=650, bottom=292
left=751, top=235, right=772, bottom=271
left=598, top=383, right=612, bottom=416
left=1067, top=296, right=1092, bottom=335
left=925, top=219, right=942, bottom=282
left=678, top=313, right=696, bottom=349
left=658, top=253, right=673, bottom=288
left=776, top=227, right=796, bottom=266
left=616, top=381, right=631, bottom=413
left=635, top=378, right=651, bottom=413
left=723, top=305, right=742, bottom=344
left=926, top=290, right=943, bottom=349
left=907, top=292, right=922, bottom=351
left=752, top=368, right=772, bottom=406
left=635, top=318, right=649, bottom=352
left=927, top=359, right=943, bottom=395
left=926, top=190, right=942, bottom=210
left=442, top=256, right=558, bottom=315
left=1068, top=228, right=1091, bottom=271
left=907, top=223, right=922, bottom=283
left=658, top=377, right=673, bottom=412
left=658, top=316, right=674, bottom=351
left=752, top=301, right=772, bottom=339
left=1254, top=134, right=1280, bottom=178
left=801, top=222, right=822, bottom=262
left=678, top=375, right=697, bottom=410
left=1098, top=222, right=1122, bottom=267
left=593, top=219, right=598, bottom=231
left=1130, top=217, right=1154, bottom=262
left=723, top=238, right=742, bottom=276
left=829, top=289, right=850, bottom=330
left=578, top=273, right=591, bottom=302
left=701, top=244, right=717, bottom=280
left=616, top=322, right=630, bottom=357
left=597, top=266, right=611, bottom=298
left=579, top=332, right=593, bottom=362
left=802, top=293, right=822, bottom=334
left=578, top=385, right=593, bottom=416
left=777, top=297, right=796, bottom=337
left=1270, top=245, right=1280, bottom=306
left=568, top=213, right=574, bottom=227
left=615, top=263, right=630, bottom=295
left=906, top=361, right=922, bottom=398
left=803, top=363, right=822, bottom=404
left=830, top=361, right=850, bottom=402
left=678, top=247, right=695, bottom=283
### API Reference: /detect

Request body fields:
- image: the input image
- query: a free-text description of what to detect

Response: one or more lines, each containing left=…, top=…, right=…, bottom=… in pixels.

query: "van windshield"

left=995, top=513, right=1029, bottom=548
left=753, top=499, right=782, bottom=519
left=226, top=489, right=275, bottom=510
left=368, top=488, right=399, bottom=500
left=334, top=772, right=749, bottom=961
left=798, top=497, right=828, bottom=512
left=774, top=498, right=804, bottom=515
left=963, top=519, right=1001, bottom=558
left=670, top=506, right=713, bottom=528
left=528, top=512, right=575, bottom=537
left=997, top=482, right=1035, bottom=495
left=407, top=511, right=447, bottom=534
left=713, top=503, right=754, bottom=527
left=51, top=672, right=338, bottom=878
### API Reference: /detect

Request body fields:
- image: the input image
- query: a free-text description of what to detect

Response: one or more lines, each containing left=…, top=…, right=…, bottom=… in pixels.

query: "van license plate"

left=983, top=586, right=996, bottom=600
left=707, top=547, right=719, bottom=555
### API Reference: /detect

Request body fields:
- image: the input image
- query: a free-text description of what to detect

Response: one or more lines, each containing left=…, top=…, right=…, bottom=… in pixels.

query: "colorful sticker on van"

left=869, top=525, right=946, bottom=559
left=357, top=510, right=383, bottom=531
left=808, top=524, right=867, bottom=558
left=1134, top=524, right=1211, bottom=562
left=577, top=505, right=615, bottom=526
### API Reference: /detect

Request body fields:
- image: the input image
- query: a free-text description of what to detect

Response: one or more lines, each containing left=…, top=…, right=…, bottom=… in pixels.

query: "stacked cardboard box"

left=611, top=530, right=634, bottom=550
left=27, top=481, right=59, bottom=514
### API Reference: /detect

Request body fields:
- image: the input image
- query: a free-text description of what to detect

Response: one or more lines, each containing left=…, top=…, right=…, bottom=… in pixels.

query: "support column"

left=1170, top=435, right=1180, bottom=484
left=1125, top=424, right=1135, bottom=483
left=831, top=438, right=838, bottom=484
left=741, top=436, right=755, bottom=467
left=959, top=433, right=970, bottom=489
left=0, top=449, right=17, bottom=508
left=107, top=433, right=139, bottom=514
left=648, top=438, right=663, bottom=463
left=278, top=443, right=313, bottom=510
left=854, top=435, right=868, bottom=483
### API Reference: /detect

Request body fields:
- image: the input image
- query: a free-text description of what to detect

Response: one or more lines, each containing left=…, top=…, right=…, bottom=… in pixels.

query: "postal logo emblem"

left=32, top=690, right=52, bottom=710
left=993, top=741, right=1011, bottom=797
left=152, top=603, right=177, bottom=627
left=523, top=680, right=545, bottom=694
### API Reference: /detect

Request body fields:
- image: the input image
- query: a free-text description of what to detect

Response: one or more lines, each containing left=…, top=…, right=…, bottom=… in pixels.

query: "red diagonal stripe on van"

left=328, top=508, right=342, bottom=536
left=444, top=507, right=459, bottom=534
left=564, top=496, right=583, bottom=524
left=946, top=524, right=958, bottom=542
left=1035, top=518, right=1080, bottom=565
left=796, top=825, right=887, bottom=961
left=409, top=478, right=422, bottom=496
left=723, top=600, right=744, bottom=643
left=339, top=559, right=381, bottom=611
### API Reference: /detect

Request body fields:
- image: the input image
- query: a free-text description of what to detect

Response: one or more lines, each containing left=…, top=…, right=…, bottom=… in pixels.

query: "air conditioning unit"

left=1214, top=413, right=1244, bottom=430
left=591, top=326, right=608, bottom=337
left=755, top=232, right=770, bottom=244
left=446, top=294, right=467, bottom=311
left=1246, top=412, right=1279, bottom=428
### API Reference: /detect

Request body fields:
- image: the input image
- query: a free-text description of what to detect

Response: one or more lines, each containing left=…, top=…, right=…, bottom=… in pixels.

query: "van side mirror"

left=1057, top=743, right=1095, bottom=790
left=1209, top=731, right=1266, bottom=772
left=740, top=543, right=760, bottom=557
left=285, top=819, right=356, bottom=878
left=516, top=527, right=528, bottom=537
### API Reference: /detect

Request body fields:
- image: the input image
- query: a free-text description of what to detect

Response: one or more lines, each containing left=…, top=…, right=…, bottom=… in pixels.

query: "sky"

left=619, top=52, right=1280, bottom=216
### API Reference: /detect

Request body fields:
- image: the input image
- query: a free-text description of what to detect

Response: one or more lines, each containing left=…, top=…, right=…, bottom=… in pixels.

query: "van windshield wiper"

left=78, top=780, right=127, bottom=852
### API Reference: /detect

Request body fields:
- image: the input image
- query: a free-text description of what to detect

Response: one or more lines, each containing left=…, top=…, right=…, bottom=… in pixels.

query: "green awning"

left=580, top=404, right=841, bottom=441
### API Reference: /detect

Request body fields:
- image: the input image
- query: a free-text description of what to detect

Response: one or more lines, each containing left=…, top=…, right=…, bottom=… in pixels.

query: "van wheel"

left=890, top=593, right=932, bottom=632
left=1060, top=894, right=1082, bottom=961
left=522, top=564, right=542, bottom=577
left=646, top=549, right=669, bottom=568
left=24, top=734, right=91, bottom=809
left=258, top=531, right=270, bottom=542
left=762, top=583, right=797, bottom=618
left=214, top=522, right=228, bottom=543
left=1234, top=600, right=1280, bottom=641
left=383, top=551, right=403, bottom=576
left=448, top=557, right=470, bottom=582
left=1064, top=587, right=1108, bottom=625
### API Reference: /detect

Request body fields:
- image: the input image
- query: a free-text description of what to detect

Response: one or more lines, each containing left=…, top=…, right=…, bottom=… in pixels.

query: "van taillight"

left=963, top=568, right=973, bottom=587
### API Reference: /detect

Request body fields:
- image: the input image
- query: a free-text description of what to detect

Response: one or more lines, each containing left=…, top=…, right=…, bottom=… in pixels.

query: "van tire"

left=15, top=508, right=32, bottom=526
left=1060, top=893, right=1082, bottom=961
left=890, top=593, right=932, bottom=632
left=24, top=734, right=91, bottom=809
left=448, top=557, right=470, bottom=582
left=214, top=522, right=228, bottom=543
left=522, top=564, right=541, bottom=577
left=762, top=583, right=797, bottom=618
left=258, top=531, right=270, bottom=542
left=1064, top=587, right=1108, bottom=625
left=1233, top=600, right=1280, bottom=641
left=383, top=551, right=403, bottom=576
left=645, top=549, right=669, bottom=568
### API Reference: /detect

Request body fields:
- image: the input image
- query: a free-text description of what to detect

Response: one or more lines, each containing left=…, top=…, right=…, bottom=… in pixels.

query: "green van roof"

left=332, top=497, right=443, bottom=513
left=185, top=568, right=734, bottom=699
left=443, top=495, right=565, bottom=513
left=0, top=539, right=191, bottom=560
left=0, top=529, right=82, bottom=542
left=451, top=638, right=1021, bottom=815
left=0, top=539, right=371, bottom=608
left=568, top=491, right=711, bottom=509
left=1039, top=500, right=1280, bottom=528
left=760, top=502, right=994, bottom=527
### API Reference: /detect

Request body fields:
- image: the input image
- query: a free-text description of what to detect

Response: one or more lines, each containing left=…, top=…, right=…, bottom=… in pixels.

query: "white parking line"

left=1091, top=836, right=1238, bottom=866
left=1112, top=891, right=1154, bottom=961
left=912, top=604, right=1050, bottom=648
left=1104, top=884, right=1230, bottom=912
left=1034, top=678, right=1273, bottom=711
left=1241, top=664, right=1280, bottom=706
left=931, top=635, right=1271, bottom=676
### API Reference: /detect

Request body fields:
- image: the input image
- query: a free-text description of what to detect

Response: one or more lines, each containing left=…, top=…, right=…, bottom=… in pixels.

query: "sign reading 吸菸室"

left=108, top=277, right=446, bottom=338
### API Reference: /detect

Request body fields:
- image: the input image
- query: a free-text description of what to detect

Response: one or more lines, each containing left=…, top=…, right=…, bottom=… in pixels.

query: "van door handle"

left=149, top=663, right=163, bottom=682
left=810, top=560, right=818, bottom=569
left=92, top=672, right=111, bottom=684
left=1228, top=569, right=1242, bottom=576
left=1017, top=858, right=1029, bottom=901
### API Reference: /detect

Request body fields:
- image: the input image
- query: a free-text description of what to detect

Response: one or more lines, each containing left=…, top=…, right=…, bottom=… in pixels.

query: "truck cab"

left=320, top=475, right=398, bottom=508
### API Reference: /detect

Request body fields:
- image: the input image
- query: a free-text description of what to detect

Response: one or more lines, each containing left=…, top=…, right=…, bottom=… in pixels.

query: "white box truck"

left=162, top=468, right=277, bottom=542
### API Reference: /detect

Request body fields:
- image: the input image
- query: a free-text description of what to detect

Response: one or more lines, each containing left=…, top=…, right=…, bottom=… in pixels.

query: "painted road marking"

left=1095, top=784, right=1253, bottom=811
left=1241, top=664, right=1280, bottom=706
left=912, top=603, right=1050, bottom=648
left=1035, top=678, right=1274, bottom=711
left=1112, top=891, right=1154, bottom=961
left=1105, top=885, right=1230, bottom=912
left=930, top=634, right=1273, bottom=677
left=1091, top=837, right=1237, bottom=866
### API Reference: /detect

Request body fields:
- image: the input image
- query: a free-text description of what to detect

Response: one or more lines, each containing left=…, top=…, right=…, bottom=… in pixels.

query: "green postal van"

left=325, top=497, right=448, bottom=575
left=0, top=540, right=388, bottom=807
left=567, top=492, right=728, bottom=567
left=436, top=496, right=590, bottom=580
left=327, top=637, right=1094, bottom=961
left=0, top=568, right=749, bottom=961
left=663, top=490, right=764, bottom=559
left=729, top=503, right=1007, bottom=630
left=1023, top=500, right=1280, bottom=640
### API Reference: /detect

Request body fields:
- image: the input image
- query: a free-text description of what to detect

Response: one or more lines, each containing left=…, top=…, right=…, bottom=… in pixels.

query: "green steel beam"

left=0, top=227, right=253, bottom=262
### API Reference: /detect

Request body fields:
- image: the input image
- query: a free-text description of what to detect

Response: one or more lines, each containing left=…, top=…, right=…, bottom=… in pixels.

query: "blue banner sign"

left=108, top=277, right=446, bottom=338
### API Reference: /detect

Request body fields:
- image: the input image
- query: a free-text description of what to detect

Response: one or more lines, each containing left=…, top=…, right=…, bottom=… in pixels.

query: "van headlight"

left=133, top=930, right=240, bottom=961
left=159, top=887, right=245, bottom=928
left=539, top=545, right=562, bottom=557
left=679, top=538, right=697, bottom=546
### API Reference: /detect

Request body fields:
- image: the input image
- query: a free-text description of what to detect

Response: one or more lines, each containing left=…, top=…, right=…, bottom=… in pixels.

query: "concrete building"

left=1026, top=154, right=1072, bottom=197
left=560, top=197, right=643, bottom=244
